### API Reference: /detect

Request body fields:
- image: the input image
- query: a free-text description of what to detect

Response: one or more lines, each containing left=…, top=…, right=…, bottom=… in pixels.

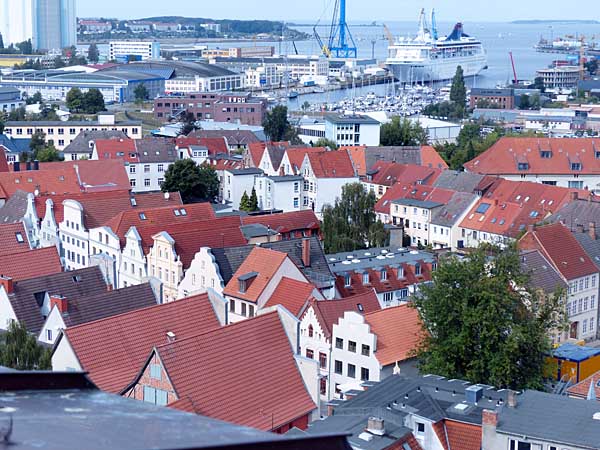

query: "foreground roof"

left=0, top=246, right=62, bottom=282
left=60, top=293, right=222, bottom=393
left=263, top=277, right=318, bottom=317
left=159, top=311, right=316, bottom=431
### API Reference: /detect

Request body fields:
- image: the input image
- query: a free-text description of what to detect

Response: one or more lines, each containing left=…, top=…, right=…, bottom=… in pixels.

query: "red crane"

left=509, top=52, right=518, bottom=85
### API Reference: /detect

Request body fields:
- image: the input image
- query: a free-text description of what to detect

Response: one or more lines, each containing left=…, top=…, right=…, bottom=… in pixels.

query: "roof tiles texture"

left=160, top=312, right=316, bottom=431
left=241, top=210, right=320, bottom=234
left=364, top=304, right=423, bottom=366
left=0, top=222, right=29, bottom=255
left=263, top=277, right=317, bottom=317
left=0, top=247, right=62, bottom=282
left=63, top=293, right=221, bottom=393
left=307, top=151, right=356, bottom=178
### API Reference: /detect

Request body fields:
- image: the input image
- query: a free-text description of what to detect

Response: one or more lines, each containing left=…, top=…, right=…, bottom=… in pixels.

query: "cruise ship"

left=386, top=9, right=487, bottom=84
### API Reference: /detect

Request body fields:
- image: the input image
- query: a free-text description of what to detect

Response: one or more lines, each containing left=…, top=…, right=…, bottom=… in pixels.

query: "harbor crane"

left=314, top=0, right=358, bottom=58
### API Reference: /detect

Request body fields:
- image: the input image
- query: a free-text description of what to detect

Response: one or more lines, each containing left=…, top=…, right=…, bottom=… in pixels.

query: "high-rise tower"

left=0, top=0, right=37, bottom=48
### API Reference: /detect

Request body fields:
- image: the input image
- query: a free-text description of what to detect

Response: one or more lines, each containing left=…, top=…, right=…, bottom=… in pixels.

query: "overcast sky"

left=78, top=0, right=599, bottom=22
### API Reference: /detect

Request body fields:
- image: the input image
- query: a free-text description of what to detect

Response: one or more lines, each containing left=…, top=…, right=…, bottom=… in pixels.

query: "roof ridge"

left=65, top=292, right=209, bottom=334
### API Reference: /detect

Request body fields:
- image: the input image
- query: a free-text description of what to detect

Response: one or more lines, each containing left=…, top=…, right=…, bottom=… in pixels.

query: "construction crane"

left=509, top=51, right=518, bottom=85
left=314, top=0, right=357, bottom=58
left=383, top=23, right=395, bottom=46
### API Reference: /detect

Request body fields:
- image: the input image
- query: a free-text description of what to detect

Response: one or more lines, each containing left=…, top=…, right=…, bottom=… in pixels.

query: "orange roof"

left=242, top=210, right=320, bottom=234
left=0, top=147, right=9, bottom=173
left=0, top=247, right=62, bottom=281
left=433, top=420, right=481, bottom=450
left=263, top=277, right=317, bottom=317
left=375, top=182, right=454, bottom=215
left=35, top=160, right=130, bottom=193
left=62, top=293, right=221, bottom=394
left=342, top=146, right=367, bottom=176
left=157, top=312, right=316, bottom=431
left=465, top=137, right=600, bottom=178
left=223, top=247, right=288, bottom=302
left=0, top=222, right=30, bottom=256
left=364, top=304, right=423, bottom=366
left=307, top=150, right=356, bottom=178
left=421, top=145, right=449, bottom=169
left=175, top=136, right=229, bottom=155
left=519, top=223, right=599, bottom=280
left=284, top=147, right=326, bottom=174
left=567, top=370, right=600, bottom=399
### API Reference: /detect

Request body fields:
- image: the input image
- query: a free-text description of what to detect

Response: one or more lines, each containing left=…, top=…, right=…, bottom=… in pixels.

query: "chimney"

left=366, top=417, right=385, bottom=436
left=482, top=409, right=498, bottom=427
left=33, top=160, right=39, bottom=171
left=527, top=224, right=535, bottom=233
left=166, top=331, right=176, bottom=343
left=0, top=276, right=14, bottom=294
left=50, top=295, right=68, bottom=315
left=13, top=161, right=20, bottom=172
left=302, top=238, right=311, bottom=267
left=465, top=385, right=483, bottom=404
left=590, top=222, right=597, bottom=240
left=507, top=390, right=518, bottom=408
left=577, top=223, right=585, bottom=234
left=571, top=191, right=579, bottom=201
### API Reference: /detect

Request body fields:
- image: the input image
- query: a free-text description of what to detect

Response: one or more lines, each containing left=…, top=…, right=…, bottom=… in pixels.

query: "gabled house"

left=52, top=291, right=227, bottom=392
left=363, top=162, right=441, bottom=200
left=222, top=247, right=311, bottom=322
left=300, top=291, right=381, bottom=403
left=0, top=266, right=109, bottom=335
left=38, top=283, right=158, bottom=345
left=327, top=247, right=436, bottom=307
left=241, top=210, right=321, bottom=241
left=329, top=304, right=423, bottom=396
left=519, top=223, right=600, bottom=340
left=124, top=308, right=319, bottom=433
left=178, top=237, right=335, bottom=300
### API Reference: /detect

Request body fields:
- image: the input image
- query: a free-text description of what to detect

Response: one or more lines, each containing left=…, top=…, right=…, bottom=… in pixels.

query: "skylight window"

left=139, top=213, right=147, bottom=220
left=174, top=209, right=181, bottom=216
left=475, top=203, right=491, bottom=214
left=15, top=232, right=24, bottom=243
left=530, top=211, right=539, bottom=218
left=180, top=208, right=187, bottom=216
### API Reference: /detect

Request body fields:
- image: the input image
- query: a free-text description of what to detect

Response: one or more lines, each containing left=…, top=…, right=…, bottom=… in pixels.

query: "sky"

left=77, top=0, right=599, bottom=23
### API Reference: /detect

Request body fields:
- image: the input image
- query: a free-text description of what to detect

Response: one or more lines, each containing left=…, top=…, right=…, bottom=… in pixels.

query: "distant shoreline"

left=511, top=19, right=600, bottom=25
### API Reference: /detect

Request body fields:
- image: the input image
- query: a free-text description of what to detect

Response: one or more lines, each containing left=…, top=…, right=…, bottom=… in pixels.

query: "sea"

left=78, top=20, right=600, bottom=110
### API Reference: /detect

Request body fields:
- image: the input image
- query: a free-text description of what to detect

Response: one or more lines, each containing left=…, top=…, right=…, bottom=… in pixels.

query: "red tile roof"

left=206, top=156, right=244, bottom=171
left=223, top=247, right=289, bottom=302
left=0, top=147, right=9, bottom=173
left=421, top=145, right=449, bottom=170
left=519, top=223, right=599, bottom=280
left=0, top=247, right=62, bottom=281
left=567, top=370, right=600, bottom=399
left=159, top=311, right=316, bottom=431
left=0, top=222, right=29, bottom=255
left=307, top=150, right=356, bottom=178
left=284, top=147, right=326, bottom=175
left=37, top=160, right=130, bottom=193
left=375, top=183, right=454, bottom=216
left=263, top=277, right=318, bottom=317
left=247, top=142, right=267, bottom=167
left=445, top=420, right=482, bottom=450
left=364, top=304, right=423, bottom=366
left=175, top=136, right=229, bottom=155
left=62, top=293, right=221, bottom=393
left=465, top=137, right=600, bottom=178
left=387, top=432, right=423, bottom=450
left=242, top=210, right=320, bottom=234
left=334, top=260, right=433, bottom=298
left=368, top=162, right=411, bottom=187
left=93, top=138, right=138, bottom=163
left=342, top=146, right=368, bottom=176
left=307, top=291, right=381, bottom=338
left=104, top=202, right=216, bottom=246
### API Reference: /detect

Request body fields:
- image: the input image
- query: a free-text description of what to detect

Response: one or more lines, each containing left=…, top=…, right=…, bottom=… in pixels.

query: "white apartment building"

left=222, top=168, right=263, bottom=209
left=254, top=175, right=304, bottom=212
left=109, top=41, right=161, bottom=61
left=324, top=114, right=381, bottom=147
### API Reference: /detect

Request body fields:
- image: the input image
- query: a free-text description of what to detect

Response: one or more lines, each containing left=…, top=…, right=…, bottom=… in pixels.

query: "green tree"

left=519, top=94, right=531, bottom=110
left=301, top=101, right=311, bottom=111
left=16, top=39, right=33, bottom=55
left=0, top=321, right=51, bottom=370
left=53, top=55, right=66, bottom=68
left=29, top=130, right=46, bottom=154
left=239, top=191, right=251, bottom=211
left=313, top=137, right=338, bottom=149
left=532, top=76, right=546, bottom=93
left=66, top=87, right=84, bottom=112
left=36, top=145, right=63, bottom=162
left=180, top=111, right=199, bottom=136
left=380, top=116, right=429, bottom=146
left=161, top=159, right=218, bottom=203
left=25, top=91, right=43, bottom=105
left=82, top=89, right=106, bottom=114
left=263, top=105, right=294, bottom=142
left=413, top=244, right=567, bottom=390
left=450, top=65, right=467, bottom=107
left=87, top=43, right=100, bottom=63
left=249, top=187, right=259, bottom=211
left=134, top=83, right=149, bottom=105
left=321, top=182, right=389, bottom=253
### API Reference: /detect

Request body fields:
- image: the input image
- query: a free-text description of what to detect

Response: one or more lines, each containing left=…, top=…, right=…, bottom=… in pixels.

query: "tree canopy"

left=87, top=43, right=100, bottom=63
left=322, top=182, right=389, bottom=253
left=262, top=105, right=300, bottom=143
left=423, top=66, right=467, bottom=120
left=0, top=321, right=51, bottom=370
left=66, top=88, right=105, bottom=114
left=313, top=137, right=338, bottom=149
left=380, top=116, right=428, bottom=147
left=413, top=244, right=567, bottom=390
left=161, top=159, right=219, bottom=203
left=134, top=83, right=149, bottom=105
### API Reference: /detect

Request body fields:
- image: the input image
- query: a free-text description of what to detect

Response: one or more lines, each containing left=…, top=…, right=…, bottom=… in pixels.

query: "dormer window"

left=517, top=162, right=529, bottom=171
left=238, top=279, right=247, bottom=293
left=362, top=272, right=370, bottom=285
left=540, top=150, right=552, bottom=159
left=398, top=266, right=405, bottom=279
left=344, top=273, right=351, bottom=287
left=571, top=162, right=582, bottom=171
left=415, top=263, right=422, bottom=276
left=380, top=269, right=387, bottom=281
left=237, top=272, right=257, bottom=293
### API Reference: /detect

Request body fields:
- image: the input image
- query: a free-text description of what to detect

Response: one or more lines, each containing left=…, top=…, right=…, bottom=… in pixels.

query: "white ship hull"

left=387, top=54, right=488, bottom=84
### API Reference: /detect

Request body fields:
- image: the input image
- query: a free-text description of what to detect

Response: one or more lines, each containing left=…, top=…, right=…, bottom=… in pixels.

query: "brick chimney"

left=571, top=191, right=579, bottom=201
left=302, top=238, right=311, bottom=267
left=482, top=409, right=498, bottom=427
left=590, top=222, right=597, bottom=241
left=507, top=390, right=518, bottom=408
left=50, top=295, right=68, bottom=315
left=0, top=276, right=14, bottom=294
